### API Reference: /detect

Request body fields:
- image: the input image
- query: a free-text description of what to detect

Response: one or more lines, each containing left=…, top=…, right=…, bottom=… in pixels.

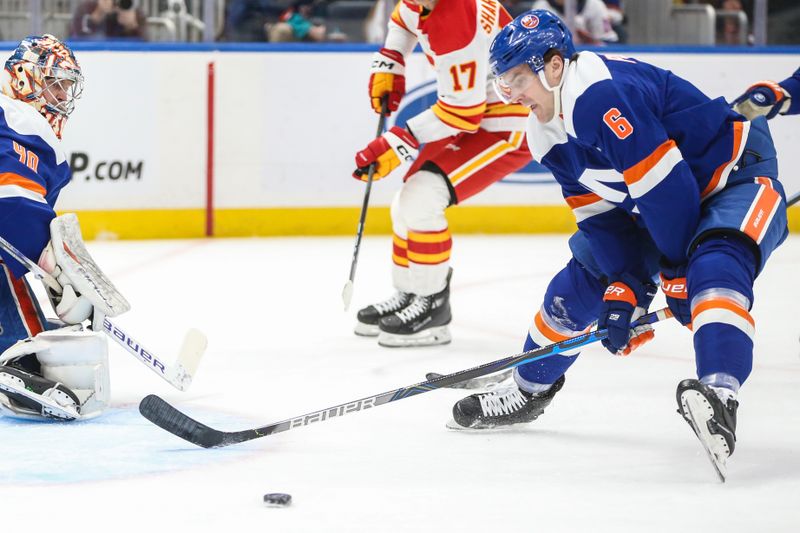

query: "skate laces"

left=478, top=383, right=528, bottom=417
left=395, top=295, right=430, bottom=323
left=373, top=292, right=410, bottom=314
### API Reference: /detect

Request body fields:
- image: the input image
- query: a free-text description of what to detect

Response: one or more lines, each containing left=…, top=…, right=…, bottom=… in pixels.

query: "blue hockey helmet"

left=489, top=10, right=576, bottom=80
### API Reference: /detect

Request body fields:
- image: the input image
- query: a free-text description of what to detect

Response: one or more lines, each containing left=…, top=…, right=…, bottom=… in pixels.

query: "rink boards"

left=15, top=43, right=799, bottom=239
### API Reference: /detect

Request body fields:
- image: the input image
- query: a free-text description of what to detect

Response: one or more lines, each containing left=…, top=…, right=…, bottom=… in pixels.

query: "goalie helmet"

left=489, top=10, right=576, bottom=79
left=2, top=34, right=84, bottom=138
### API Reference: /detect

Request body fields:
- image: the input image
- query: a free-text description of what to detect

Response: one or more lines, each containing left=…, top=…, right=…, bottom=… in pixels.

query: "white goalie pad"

left=0, top=326, right=110, bottom=420
left=47, top=213, right=130, bottom=318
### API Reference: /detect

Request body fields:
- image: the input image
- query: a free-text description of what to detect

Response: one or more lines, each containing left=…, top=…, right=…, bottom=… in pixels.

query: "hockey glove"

left=353, top=126, right=419, bottom=181
left=369, top=48, right=406, bottom=115
left=598, top=274, right=658, bottom=356
left=660, top=260, right=692, bottom=327
left=732, top=81, right=791, bottom=120
left=39, top=242, right=95, bottom=325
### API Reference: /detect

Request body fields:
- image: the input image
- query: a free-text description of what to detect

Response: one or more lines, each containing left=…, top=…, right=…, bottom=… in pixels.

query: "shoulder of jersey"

left=561, top=52, right=613, bottom=135
left=425, top=0, right=481, bottom=55
left=0, top=93, right=66, bottom=165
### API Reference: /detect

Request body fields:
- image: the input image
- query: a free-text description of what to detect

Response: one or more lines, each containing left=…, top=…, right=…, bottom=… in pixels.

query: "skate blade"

left=378, top=326, right=452, bottom=348
left=426, top=369, right=513, bottom=390
left=680, top=390, right=729, bottom=482
left=0, top=380, right=79, bottom=421
left=446, top=418, right=473, bottom=430
left=353, top=323, right=380, bottom=337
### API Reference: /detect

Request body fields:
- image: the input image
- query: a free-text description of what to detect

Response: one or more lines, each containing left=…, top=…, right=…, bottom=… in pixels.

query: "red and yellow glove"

left=353, top=126, right=419, bottom=181
left=369, top=48, right=406, bottom=115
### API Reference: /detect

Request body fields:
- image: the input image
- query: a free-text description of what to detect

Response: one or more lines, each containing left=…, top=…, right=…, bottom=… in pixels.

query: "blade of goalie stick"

left=140, top=308, right=673, bottom=448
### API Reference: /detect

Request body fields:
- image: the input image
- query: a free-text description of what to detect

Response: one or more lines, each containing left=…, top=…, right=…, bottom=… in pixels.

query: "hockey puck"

left=263, top=493, right=292, bottom=507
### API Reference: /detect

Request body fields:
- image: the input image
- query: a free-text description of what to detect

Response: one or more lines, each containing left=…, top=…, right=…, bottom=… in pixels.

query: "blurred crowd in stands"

left=0, top=0, right=793, bottom=45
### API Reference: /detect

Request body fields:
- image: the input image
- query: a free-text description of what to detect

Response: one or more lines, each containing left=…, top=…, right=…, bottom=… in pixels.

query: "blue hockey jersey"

left=529, top=51, right=754, bottom=279
left=779, top=67, right=800, bottom=115
left=0, top=93, right=72, bottom=277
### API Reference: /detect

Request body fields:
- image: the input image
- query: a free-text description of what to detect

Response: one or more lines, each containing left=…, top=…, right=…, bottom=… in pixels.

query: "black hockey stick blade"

left=139, top=395, right=227, bottom=448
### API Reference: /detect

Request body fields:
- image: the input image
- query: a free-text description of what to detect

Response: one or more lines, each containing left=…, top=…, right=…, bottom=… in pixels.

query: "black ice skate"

left=377, top=270, right=452, bottom=347
left=0, top=364, right=81, bottom=421
left=354, top=291, right=413, bottom=336
left=449, top=375, right=566, bottom=429
left=676, top=378, right=739, bottom=482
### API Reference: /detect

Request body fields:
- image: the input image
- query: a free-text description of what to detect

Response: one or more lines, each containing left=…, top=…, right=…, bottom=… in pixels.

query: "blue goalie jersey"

left=0, top=93, right=71, bottom=277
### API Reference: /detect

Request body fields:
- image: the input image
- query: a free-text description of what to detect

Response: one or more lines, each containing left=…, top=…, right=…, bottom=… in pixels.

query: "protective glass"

left=492, top=67, right=536, bottom=105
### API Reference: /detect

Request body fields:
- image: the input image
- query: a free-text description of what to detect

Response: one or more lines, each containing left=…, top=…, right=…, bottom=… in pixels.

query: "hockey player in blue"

left=732, top=67, right=800, bottom=120
left=450, top=10, right=788, bottom=481
left=0, top=35, right=125, bottom=421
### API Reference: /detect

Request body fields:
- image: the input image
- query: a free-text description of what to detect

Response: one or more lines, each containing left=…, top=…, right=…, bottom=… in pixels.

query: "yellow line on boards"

left=63, top=205, right=800, bottom=240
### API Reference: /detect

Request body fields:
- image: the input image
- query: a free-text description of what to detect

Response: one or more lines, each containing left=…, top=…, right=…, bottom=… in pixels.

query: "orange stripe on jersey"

left=10, top=273, right=44, bottom=336
left=484, top=102, right=529, bottom=118
left=754, top=176, right=774, bottom=189
left=0, top=172, right=46, bottom=196
left=533, top=311, right=572, bottom=342
left=741, top=185, right=782, bottom=245
left=432, top=103, right=482, bottom=132
left=407, top=250, right=451, bottom=265
left=691, top=298, right=754, bottom=328
left=622, top=139, right=677, bottom=187
left=436, top=99, right=487, bottom=117
left=702, top=121, right=744, bottom=199
left=565, top=192, right=603, bottom=209
left=391, top=1, right=413, bottom=33
left=450, top=140, right=513, bottom=184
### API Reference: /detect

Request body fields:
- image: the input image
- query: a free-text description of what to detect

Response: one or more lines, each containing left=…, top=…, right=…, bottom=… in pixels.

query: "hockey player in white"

left=0, top=35, right=129, bottom=421
left=351, top=0, right=531, bottom=347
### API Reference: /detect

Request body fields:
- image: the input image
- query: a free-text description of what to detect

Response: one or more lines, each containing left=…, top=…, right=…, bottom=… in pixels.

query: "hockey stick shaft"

left=342, top=98, right=389, bottom=310
left=139, top=308, right=673, bottom=448
left=0, top=235, right=205, bottom=391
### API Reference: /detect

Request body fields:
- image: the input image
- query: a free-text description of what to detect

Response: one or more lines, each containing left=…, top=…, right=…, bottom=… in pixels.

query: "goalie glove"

left=598, top=274, right=658, bottom=356
left=369, top=48, right=405, bottom=115
left=37, top=214, right=130, bottom=328
left=732, top=80, right=791, bottom=120
left=353, top=126, right=419, bottom=181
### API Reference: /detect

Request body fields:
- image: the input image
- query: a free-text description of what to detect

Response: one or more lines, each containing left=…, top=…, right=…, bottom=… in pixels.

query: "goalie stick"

left=342, top=97, right=389, bottom=311
left=139, top=308, right=673, bottom=448
left=0, top=235, right=207, bottom=391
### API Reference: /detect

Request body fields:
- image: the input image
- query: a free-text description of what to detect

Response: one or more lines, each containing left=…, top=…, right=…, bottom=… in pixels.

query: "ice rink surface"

left=1, top=234, right=798, bottom=532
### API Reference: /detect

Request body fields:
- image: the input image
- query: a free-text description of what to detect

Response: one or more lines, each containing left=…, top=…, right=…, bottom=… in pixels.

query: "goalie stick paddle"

left=342, top=97, right=390, bottom=311
left=0, top=235, right=207, bottom=391
left=139, top=307, right=673, bottom=448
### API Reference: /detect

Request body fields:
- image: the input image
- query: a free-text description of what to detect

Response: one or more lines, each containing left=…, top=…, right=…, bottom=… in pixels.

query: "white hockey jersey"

left=385, top=0, right=529, bottom=143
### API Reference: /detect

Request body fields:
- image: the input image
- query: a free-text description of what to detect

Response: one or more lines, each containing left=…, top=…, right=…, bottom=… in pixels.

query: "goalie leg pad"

left=0, top=326, right=110, bottom=419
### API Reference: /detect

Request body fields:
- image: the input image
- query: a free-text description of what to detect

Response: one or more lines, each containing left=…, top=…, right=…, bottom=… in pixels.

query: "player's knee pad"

left=396, top=170, right=451, bottom=230
left=688, top=234, right=756, bottom=305
left=527, top=261, right=603, bottom=356
left=0, top=326, right=110, bottom=419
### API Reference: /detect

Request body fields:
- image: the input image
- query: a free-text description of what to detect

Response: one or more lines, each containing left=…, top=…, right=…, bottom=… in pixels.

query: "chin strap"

left=537, top=57, right=570, bottom=121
